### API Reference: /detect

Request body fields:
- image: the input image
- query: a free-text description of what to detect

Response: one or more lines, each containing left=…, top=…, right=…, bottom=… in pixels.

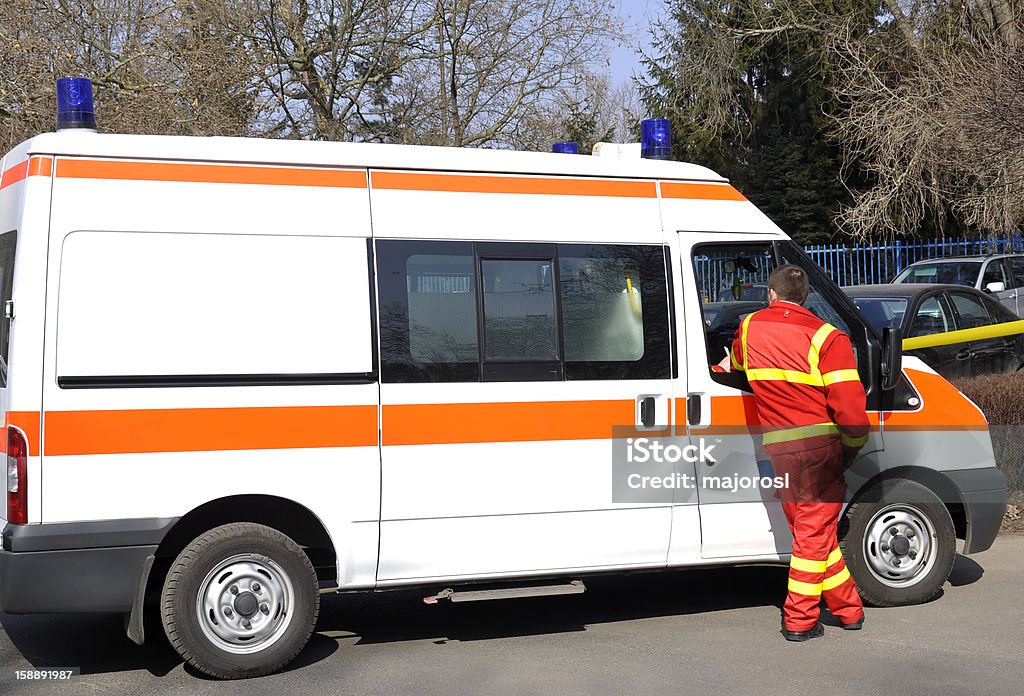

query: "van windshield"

left=0, top=231, right=15, bottom=387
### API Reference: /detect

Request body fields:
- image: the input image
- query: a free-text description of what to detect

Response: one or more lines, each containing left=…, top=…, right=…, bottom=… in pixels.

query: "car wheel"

left=160, top=523, right=319, bottom=679
left=842, top=479, right=956, bottom=607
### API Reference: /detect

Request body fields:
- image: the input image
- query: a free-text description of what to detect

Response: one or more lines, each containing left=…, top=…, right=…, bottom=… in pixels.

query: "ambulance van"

left=0, top=94, right=1008, bottom=678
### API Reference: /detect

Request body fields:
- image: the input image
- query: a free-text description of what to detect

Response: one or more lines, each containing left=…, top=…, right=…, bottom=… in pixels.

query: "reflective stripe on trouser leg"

left=822, top=546, right=864, bottom=624
left=780, top=500, right=863, bottom=631
left=780, top=498, right=834, bottom=631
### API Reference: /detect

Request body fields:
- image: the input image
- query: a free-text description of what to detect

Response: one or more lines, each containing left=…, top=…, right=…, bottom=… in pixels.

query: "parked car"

left=702, top=283, right=768, bottom=326
left=892, top=254, right=1024, bottom=317
left=715, top=282, right=768, bottom=302
left=844, top=283, right=1024, bottom=379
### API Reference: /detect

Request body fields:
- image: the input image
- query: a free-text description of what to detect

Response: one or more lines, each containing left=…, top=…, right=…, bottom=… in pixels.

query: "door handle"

left=686, top=394, right=702, bottom=425
left=955, top=348, right=972, bottom=360
left=640, top=397, right=656, bottom=428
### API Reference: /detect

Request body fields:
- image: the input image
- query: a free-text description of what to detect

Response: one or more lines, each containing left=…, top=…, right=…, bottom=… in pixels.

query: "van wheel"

left=160, top=523, right=319, bottom=679
left=841, top=479, right=955, bottom=607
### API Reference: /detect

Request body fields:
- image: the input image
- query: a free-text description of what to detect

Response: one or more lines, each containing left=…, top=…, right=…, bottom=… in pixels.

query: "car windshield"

left=716, top=285, right=768, bottom=302
left=849, top=297, right=908, bottom=333
left=893, top=261, right=981, bottom=286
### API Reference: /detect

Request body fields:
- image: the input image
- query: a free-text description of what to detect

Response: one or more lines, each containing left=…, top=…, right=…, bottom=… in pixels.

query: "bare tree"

left=0, top=0, right=256, bottom=151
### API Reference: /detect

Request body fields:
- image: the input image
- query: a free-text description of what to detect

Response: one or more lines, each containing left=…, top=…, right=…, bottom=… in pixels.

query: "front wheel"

left=160, top=523, right=319, bottom=679
left=842, top=479, right=956, bottom=607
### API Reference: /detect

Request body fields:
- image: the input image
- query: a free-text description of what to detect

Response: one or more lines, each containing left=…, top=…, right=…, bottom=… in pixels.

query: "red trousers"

left=772, top=441, right=864, bottom=631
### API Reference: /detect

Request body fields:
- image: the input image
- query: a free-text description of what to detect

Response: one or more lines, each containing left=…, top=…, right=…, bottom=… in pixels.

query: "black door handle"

left=687, top=395, right=701, bottom=425
left=640, top=397, right=656, bottom=428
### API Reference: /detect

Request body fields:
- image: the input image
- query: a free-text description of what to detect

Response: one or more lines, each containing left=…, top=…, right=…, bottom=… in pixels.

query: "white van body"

left=0, top=132, right=1007, bottom=677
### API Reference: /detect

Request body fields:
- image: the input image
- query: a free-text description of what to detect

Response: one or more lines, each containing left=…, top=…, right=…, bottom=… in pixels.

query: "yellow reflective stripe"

left=807, top=323, right=836, bottom=375
left=841, top=432, right=869, bottom=448
left=762, top=422, right=839, bottom=445
left=788, top=578, right=823, bottom=596
left=739, top=313, right=754, bottom=371
left=822, top=566, right=852, bottom=591
left=731, top=349, right=744, bottom=371
left=747, top=368, right=825, bottom=386
left=827, top=547, right=843, bottom=567
left=822, top=368, right=860, bottom=386
left=790, top=555, right=827, bottom=573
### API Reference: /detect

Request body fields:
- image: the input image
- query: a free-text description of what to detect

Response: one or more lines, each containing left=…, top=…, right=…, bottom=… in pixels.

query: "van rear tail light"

left=6, top=426, right=27, bottom=524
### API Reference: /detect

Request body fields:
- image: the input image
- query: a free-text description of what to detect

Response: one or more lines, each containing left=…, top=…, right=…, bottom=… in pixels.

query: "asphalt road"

left=2, top=534, right=1022, bottom=696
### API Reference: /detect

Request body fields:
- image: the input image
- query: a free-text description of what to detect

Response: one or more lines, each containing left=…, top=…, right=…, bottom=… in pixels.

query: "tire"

left=841, top=478, right=956, bottom=607
left=160, top=523, right=319, bottom=679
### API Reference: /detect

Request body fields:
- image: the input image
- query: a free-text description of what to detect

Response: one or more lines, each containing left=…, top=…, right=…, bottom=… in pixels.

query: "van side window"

left=377, top=240, right=671, bottom=382
left=377, top=240, right=480, bottom=383
left=481, top=259, right=557, bottom=360
left=0, top=230, right=15, bottom=388
left=560, top=244, right=669, bottom=380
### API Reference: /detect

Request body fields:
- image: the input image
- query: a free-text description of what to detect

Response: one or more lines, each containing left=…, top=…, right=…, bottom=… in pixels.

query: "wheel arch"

left=151, top=495, right=338, bottom=591
left=844, top=467, right=967, bottom=541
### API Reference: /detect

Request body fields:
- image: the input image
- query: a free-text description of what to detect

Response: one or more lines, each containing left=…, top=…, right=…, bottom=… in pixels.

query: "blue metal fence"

left=806, top=235, right=1024, bottom=287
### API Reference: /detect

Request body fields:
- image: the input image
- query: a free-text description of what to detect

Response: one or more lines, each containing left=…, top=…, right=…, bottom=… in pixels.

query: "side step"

left=423, top=580, right=585, bottom=604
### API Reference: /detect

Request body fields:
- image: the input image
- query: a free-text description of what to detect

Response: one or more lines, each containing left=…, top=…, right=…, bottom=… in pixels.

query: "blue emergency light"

left=640, top=118, right=672, bottom=160
left=552, top=142, right=579, bottom=154
left=56, top=78, right=97, bottom=131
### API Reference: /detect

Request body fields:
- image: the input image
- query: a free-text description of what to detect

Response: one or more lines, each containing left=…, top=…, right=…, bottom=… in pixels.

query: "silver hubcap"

left=197, top=554, right=294, bottom=654
left=863, top=504, right=938, bottom=587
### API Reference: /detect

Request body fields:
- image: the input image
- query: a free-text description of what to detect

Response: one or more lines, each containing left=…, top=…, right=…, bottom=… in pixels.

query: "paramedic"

left=729, top=264, right=869, bottom=642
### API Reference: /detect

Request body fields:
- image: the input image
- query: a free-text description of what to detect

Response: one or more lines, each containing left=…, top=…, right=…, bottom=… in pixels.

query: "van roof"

left=18, top=131, right=728, bottom=183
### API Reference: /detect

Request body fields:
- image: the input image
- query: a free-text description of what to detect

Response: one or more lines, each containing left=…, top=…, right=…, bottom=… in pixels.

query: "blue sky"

left=607, top=0, right=665, bottom=87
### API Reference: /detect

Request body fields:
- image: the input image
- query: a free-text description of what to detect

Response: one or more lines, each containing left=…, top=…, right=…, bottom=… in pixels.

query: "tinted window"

left=982, top=259, right=1009, bottom=289
left=0, top=231, right=15, bottom=387
left=849, top=297, right=907, bottom=333
left=482, top=258, right=557, bottom=360
left=378, top=240, right=480, bottom=382
left=378, top=240, right=670, bottom=382
left=894, top=261, right=981, bottom=286
left=1007, top=257, right=1024, bottom=289
left=560, top=244, right=669, bottom=380
left=949, top=292, right=991, bottom=329
left=909, top=296, right=951, bottom=337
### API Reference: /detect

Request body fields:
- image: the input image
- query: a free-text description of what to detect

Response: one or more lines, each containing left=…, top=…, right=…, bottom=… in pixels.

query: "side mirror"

left=985, top=281, right=1006, bottom=293
left=881, top=326, right=903, bottom=391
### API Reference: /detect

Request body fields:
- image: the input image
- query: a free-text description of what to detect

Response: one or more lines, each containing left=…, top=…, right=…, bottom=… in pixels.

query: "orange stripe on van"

left=382, top=399, right=635, bottom=446
left=6, top=411, right=41, bottom=457
left=44, top=405, right=377, bottom=456
left=884, top=369, right=988, bottom=430
left=371, top=171, right=657, bottom=198
left=0, top=157, right=52, bottom=191
left=660, top=181, right=747, bottom=201
left=55, top=159, right=367, bottom=189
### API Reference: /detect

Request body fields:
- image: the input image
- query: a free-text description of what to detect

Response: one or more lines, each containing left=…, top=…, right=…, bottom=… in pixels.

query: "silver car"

left=892, top=254, right=1024, bottom=317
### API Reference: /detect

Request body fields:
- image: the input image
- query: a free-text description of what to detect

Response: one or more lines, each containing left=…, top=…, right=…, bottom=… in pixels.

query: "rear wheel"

left=842, top=479, right=956, bottom=607
left=160, top=523, right=319, bottom=679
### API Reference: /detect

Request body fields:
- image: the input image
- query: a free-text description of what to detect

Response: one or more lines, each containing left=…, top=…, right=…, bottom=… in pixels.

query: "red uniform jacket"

left=730, top=302, right=869, bottom=456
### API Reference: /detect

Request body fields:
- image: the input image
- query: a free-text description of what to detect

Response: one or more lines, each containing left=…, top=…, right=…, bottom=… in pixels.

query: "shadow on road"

left=947, top=553, right=984, bottom=587
left=319, top=564, right=790, bottom=646
left=0, top=553, right=988, bottom=677
left=0, top=612, right=178, bottom=677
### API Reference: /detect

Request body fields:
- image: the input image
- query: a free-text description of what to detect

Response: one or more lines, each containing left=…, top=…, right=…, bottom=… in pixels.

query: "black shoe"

left=841, top=617, right=864, bottom=631
left=783, top=623, right=824, bottom=642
